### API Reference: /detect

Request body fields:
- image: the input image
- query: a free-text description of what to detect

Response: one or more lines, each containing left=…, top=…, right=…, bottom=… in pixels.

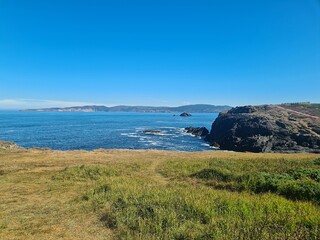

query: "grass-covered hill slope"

left=0, top=148, right=320, bottom=239
left=280, top=103, right=320, bottom=117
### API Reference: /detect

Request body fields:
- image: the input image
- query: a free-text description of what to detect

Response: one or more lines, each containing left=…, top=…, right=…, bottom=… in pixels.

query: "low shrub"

left=314, top=158, right=320, bottom=165
left=244, top=172, right=320, bottom=203
left=287, top=168, right=320, bottom=182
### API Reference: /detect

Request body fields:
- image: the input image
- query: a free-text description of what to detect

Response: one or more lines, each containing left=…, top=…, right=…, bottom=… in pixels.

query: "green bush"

left=246, top=172, right=292, bottom=193
left=287, top=168, right=320, bottom=182
left=279, top=181, right=320, bottom=202
left=314, top=158, right=320, bottom=165
left=243, top=172, right=320, bottom=203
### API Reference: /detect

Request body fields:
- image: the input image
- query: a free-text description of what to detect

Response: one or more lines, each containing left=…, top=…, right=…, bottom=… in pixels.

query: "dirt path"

left=276, top=105, right=319, bottom=119
left=147, top=159, right=169, bottom=185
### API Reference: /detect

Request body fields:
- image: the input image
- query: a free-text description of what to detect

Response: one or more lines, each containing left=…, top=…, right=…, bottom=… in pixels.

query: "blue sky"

left=0, top=0, right=319, bottom=109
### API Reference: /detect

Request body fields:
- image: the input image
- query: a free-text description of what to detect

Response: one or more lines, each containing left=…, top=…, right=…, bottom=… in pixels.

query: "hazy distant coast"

left=21, top=104, right=232, bottom=113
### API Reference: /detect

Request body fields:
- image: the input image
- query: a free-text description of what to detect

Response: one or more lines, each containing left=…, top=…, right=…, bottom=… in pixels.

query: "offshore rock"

left=185, top=127, right=209, bottom=137
left=180, top=112, right=192, bottom=117
left=143, top=130, right=162, bottom=135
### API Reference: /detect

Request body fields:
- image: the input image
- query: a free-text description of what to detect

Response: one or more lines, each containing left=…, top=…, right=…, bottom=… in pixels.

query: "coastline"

left=1, top=139, right=318, bottom=157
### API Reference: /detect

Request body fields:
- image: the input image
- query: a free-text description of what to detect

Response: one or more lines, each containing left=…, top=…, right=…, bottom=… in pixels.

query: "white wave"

left=135, top=127, right=148, bottom=131
left=121, top=133, right=141, bottom=138
left=201, top=143, right=210, bottom=147
left=210, top=146, right=219, bottom=149
left=6, top=130, right=16, bottom=133
left=142, top=140, right=162, bottom=146
left=151, top=132, right=175, bottom=136
left=180, top=131, right=194, bottom=137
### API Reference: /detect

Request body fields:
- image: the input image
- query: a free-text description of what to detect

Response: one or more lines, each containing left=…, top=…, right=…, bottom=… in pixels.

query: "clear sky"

left=0, top=0, right=319, bottom=109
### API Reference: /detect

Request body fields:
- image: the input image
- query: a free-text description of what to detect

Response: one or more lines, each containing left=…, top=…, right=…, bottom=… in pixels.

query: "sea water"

left=0, top=111, right=218, bottom=151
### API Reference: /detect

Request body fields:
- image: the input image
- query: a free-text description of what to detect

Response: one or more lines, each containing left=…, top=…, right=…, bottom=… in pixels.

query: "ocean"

left=0, top=111, right=218, bottom=151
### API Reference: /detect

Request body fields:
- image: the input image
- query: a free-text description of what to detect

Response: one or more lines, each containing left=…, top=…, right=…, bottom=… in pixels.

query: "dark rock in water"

left=205, top=105, right=320, bottom=153
left=180, top=112, right=192, bottom=117
left=143, top=130, right=162, bottom=135
left=185, top=127, right=209, bottom=137
left=0, top=140, right=23, bottom=151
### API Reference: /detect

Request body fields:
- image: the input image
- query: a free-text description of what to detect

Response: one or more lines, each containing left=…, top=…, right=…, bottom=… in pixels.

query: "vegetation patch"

left=246, top=172, right=320, bottom=202
left=52, top=164, right=119, bottom=181
left=287, top=168, right=320, bottom=182
left=190, top=167, right=320, bottom=203
left=191, top=168, right=233, bottom=181
left=314, top=158, right=320, bottom=165
left=85, top=179, right=320, bottom=239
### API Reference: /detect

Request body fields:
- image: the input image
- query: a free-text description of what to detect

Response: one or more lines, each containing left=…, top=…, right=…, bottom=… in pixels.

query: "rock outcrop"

left=185, top=127, right=209, bottom=137
left=205, top=105, right=320, bottom=153
left=180, top=112, right=192, bottom=117
left=0, top=140, right=23, bottom=151
left=143, top=130, right=162, bottom=135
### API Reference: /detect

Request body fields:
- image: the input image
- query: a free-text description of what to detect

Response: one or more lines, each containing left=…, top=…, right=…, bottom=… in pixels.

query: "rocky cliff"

left=205, top=105, right=320, bottom=153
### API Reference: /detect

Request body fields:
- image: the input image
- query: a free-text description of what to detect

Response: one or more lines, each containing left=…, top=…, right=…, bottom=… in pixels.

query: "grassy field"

left=0, top=148, right=320, bottom=239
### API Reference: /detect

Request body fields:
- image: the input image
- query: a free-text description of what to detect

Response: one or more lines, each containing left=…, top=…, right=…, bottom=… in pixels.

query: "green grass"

left=82, top=180, right=319, bottom=239
left=52, top=164, right=120, bottom=181
left=1, top=149, right=320, bottom=239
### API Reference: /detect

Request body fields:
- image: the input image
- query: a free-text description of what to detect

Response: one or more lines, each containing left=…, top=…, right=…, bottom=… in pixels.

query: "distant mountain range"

left=22, top=104, right=232, bottom=113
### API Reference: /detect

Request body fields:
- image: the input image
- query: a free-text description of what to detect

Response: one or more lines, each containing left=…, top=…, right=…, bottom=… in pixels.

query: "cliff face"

left=205, top=105, right=320, bottom=153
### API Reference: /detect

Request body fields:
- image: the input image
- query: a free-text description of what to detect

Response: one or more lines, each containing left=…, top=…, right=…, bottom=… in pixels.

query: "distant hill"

left=22, top=104, right=232, bottom=113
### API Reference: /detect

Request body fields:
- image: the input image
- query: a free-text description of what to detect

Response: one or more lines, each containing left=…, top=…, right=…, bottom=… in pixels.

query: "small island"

left=143, top=130, right=162, bottom=135
left=180, top=112, right=192, bottom=117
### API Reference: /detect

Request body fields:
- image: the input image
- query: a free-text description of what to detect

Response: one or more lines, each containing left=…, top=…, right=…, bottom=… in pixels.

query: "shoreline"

left=1, top=140, right=319, bottom=156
